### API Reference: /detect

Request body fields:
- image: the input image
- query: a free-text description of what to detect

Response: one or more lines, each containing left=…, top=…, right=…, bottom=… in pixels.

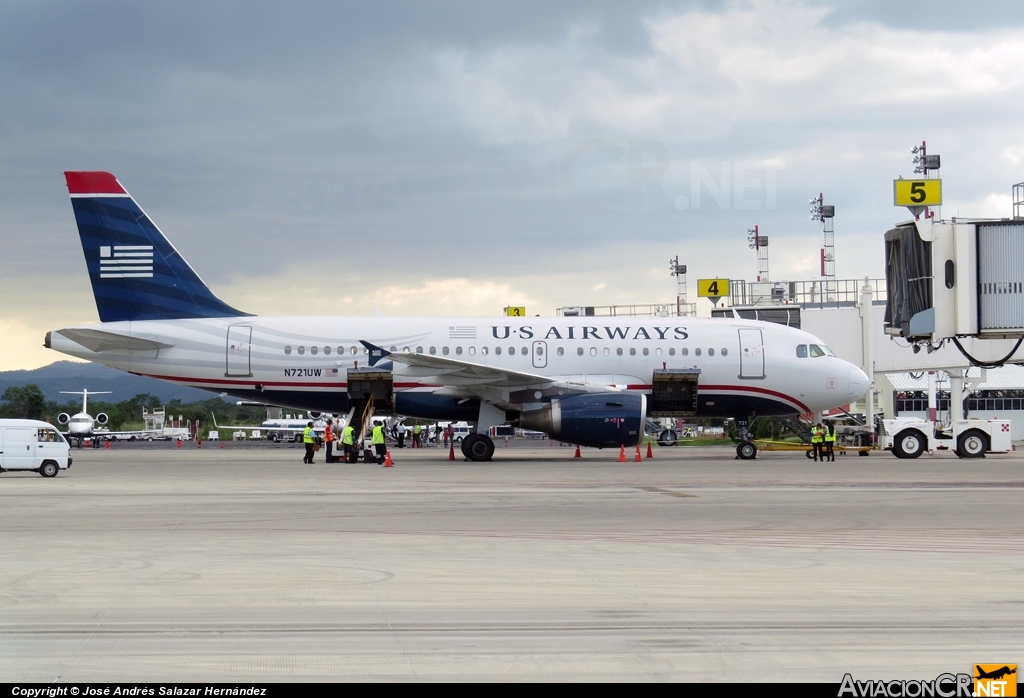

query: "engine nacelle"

left=309, top=411, right=322, bottom=419
left=96, top=412, right=109, bottom=425
left=520, top=393, right=647, bottom=448
left=57, top=413, right=71, bottom=425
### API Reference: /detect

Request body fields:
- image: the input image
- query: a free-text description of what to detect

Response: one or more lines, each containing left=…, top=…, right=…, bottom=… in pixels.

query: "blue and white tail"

left=65, top=171, right=248, bottom=322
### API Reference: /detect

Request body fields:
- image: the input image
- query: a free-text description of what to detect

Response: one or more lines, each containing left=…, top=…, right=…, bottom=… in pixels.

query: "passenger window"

left=590, top=347, right=597, bottom=356
left=522, top=347, right=529, bottom=355
left=681, top=347, right=688, bottom=356
left=442, top=347, right=450, bottom=355
left=695, top=348, right=701, bottom=356
left=603, top=347, right=610, bottom=356
left=509, top=346, right=515, bottom=355
left=429, top=347, right=437, bottom=355
left=721, top=348, right=727, bottom=356
left=708, top=348, right=715, bottom=356
left=577, top=347, right=584, bottom=356
left=669, top=348, right=676, bottom=356
left=809, top=344, right=825, bottom=357
left=467, top=347, right=474, bottom=356
left=557, top=347, right=564, bottom=356
left=338, top=346, right=345, bottom=355
left=298, top=346, right=305, bottom=355
left=416, top=346, right=423, bottom=354
left=324, top=346, right=331, bottom=355
left=629, top=347, right=636, bottom=356
left=403, top=347, right=410, bottom=353
left=284, top=346, right=292, bottom=355
left=642, top=348, right=649, bottom=356
left=616, top=348, right=623, bottom=356
left=495, top=347, right=502, bottom=355
left=455, top=347, right=462, bottom=355
left=481, top=347, right=488, bottom=355
left=656, top=348, right=662, bottom=356
left=350, top=347, right=358, bottom=355
left=797, top=345, right=807, bottom=358
left=389, top=346, right=397, bottom=352
left=310, top=346, right=318, bottom=355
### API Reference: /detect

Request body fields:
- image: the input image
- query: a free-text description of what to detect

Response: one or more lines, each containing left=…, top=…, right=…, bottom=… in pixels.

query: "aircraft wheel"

left=462, top=434, right=495, bottom=461
left=736, top=441, right=757, bottom=460
left=892, top=429, right=926, bottom=459
left=956, top=429, right=987, bottom=459
left=805, top=449, right=815, bottom=459
left=39, top=461, right=59, bottom=478
left=657, top=429, right=678, bottom=447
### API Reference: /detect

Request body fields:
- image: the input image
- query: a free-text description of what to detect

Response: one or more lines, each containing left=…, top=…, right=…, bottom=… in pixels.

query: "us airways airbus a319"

left=45, top=172, right=870, bottom=460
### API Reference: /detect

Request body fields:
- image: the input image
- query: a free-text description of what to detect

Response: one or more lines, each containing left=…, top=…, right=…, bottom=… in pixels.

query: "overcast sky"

left=3, top=0, right=1024, bottom=370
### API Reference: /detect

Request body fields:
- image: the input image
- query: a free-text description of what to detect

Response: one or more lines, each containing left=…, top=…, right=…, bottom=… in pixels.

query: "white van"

left=0, top=419, right=72, bottom=477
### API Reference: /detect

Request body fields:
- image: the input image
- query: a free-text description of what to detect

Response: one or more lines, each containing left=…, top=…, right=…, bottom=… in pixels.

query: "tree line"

left=0, top=384, right=267, bottom=429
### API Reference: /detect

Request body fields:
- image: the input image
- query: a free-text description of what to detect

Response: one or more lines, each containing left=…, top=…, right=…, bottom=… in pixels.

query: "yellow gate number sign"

left=697, top=279, right=730, bottom=298
left=893, top=179, right=942, bottom=207
left=504, top=306, right=526, bottom=317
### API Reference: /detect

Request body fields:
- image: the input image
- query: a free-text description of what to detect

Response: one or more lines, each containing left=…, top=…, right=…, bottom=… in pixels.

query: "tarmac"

left=1, top=441, right=1022, bottom=682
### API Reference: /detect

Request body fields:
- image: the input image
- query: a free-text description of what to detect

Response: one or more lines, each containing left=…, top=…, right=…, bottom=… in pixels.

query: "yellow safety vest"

left=413, top=425, right=421, bottom=434
left=371, top=425, right=385, bottom=445
left=810, top=428, right=823, bottom=444
left=824, top=430, right=836, bottom=443
left=342, top=426, right=354, bottom=445
left=303, top=426, right=315, bottom=444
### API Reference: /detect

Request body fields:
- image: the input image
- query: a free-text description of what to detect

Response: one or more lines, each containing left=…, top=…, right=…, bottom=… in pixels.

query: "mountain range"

left=1, top=361, right=221, bottom=404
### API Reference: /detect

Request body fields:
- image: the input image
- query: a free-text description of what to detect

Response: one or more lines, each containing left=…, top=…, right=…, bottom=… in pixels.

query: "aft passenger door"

left=738, top=329, right=765, bottom=379
left=226, top=325, right=253, bottom=377
left=532, top=341, right=548, bottom=369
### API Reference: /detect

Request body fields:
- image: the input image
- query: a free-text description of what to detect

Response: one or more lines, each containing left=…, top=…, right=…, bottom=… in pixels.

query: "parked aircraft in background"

left=45, top=172, right=869, bottom=460
left=56, top=388, right=153, bottom=446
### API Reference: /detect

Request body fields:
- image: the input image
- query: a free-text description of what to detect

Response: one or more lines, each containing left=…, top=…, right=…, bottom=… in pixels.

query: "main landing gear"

left=461, top=433, right=495, bottom=461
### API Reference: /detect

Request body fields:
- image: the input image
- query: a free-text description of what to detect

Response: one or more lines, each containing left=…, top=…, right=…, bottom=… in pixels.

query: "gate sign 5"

left=893, top=179, right=942, bottom=207
left=697, top=279, right=730, bottom=298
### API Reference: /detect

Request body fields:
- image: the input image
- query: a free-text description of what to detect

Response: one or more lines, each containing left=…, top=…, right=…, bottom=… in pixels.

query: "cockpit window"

left=823, top=345, right=836, bottom=357
left=796, top=344, right=808, bottom=358
left=809, top=344, right=826, bottom=358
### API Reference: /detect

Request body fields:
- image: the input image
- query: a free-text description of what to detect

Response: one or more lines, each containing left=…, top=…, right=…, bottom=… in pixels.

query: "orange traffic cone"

left=618, top=445, right=626, bottom=462
left=634, top=445, right=642, bottom=462
left=104, top=440, right=110, bottom=449
left=574, top=445, right=581, bottom=458
left=176, top=439, right=182, bottom=449
left=646, top=442, right=654, bottom=459
left=383, top=450, right=393, bottom=467
left=219, top=441, right=224, bottom=449
left=448, top=442, right=456, bottom=461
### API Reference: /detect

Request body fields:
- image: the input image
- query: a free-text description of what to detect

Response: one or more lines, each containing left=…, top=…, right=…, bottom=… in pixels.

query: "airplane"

left=975, top=666, right=1016, bottom=681
left=209, top=410, right=335, bottom=442
left=44, top=171, right=870, bottom=461
left=56, top=388, right=152, bottom=446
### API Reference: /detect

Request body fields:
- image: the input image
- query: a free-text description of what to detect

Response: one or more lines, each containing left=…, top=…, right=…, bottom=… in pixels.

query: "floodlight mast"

left=669, top=256, right=692, bottom=316
left=747, top=224, right=768, bottom=282
left=810, top=193, right=836, bottom=301
left=911, top=140, right=941, bottom=219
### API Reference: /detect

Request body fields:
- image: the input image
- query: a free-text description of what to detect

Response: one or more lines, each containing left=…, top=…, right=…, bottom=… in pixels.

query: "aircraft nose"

left=848, top=365, right=870, bottom=401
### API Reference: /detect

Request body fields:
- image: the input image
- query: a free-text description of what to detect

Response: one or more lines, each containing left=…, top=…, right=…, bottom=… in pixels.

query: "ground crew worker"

left=824, top=422, right=837, bottom=462
left=810, top=423, right=824, bottom=462
left=371, top=420, right=387, bottom=464
left=396, top=422, right=406, bottom=448
left=302, top=421, right=316, bottom=464
left=341, top=423, right=355, bottom=463
left=412, top=423, right=422, bottom=448
left=324, top=420, right=335, bottom=462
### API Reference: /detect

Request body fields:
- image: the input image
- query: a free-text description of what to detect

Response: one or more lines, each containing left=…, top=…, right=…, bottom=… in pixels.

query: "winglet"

left=359, top=341, right=391, bottom=367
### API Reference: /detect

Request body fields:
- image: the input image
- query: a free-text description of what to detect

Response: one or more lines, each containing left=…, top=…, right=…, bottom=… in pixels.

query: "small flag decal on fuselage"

left=449, top=326, right=476, bottom=339
left=99, top=245, right=154, bottom=278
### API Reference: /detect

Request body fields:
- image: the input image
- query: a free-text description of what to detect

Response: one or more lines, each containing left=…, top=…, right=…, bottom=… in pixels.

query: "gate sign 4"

left=697, top=279, right=730, bottom=298
left=893, top=179, right=942, bottom=207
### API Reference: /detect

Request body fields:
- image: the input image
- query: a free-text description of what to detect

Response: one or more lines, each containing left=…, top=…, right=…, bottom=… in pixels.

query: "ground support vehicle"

left=0, top=419, right=73, bottom=477
left=880, top=417, right=1011, bottom=459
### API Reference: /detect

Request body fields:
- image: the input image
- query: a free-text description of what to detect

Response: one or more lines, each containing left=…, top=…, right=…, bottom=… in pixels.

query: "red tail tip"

left=64, top=171, right=127, bottom=195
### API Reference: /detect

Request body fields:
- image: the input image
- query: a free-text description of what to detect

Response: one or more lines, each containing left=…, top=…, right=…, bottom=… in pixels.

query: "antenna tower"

left=747, top=225, right=768, bottom=282
left=810, top=193, right=836, bottom=300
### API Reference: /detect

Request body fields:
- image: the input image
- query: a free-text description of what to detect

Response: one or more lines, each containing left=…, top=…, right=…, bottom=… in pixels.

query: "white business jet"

left=56, top=388, right=150, bottom=446
left=45, top=172, right=869, bottom=460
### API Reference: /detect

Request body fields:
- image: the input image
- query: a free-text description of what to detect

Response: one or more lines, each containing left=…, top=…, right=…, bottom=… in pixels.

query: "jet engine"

left=57, top=413, right=71, bottom=425
left=519, top=393, right=646, bottom=448
left=96, top=413, right=109, bottom=425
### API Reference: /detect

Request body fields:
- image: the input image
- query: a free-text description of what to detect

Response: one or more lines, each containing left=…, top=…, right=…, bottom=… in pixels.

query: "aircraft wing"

left=362, top=342, right=622, bottom=404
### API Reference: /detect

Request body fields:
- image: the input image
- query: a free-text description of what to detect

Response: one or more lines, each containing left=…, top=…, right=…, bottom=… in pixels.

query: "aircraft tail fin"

left=64, top=171, right=249, bottom=322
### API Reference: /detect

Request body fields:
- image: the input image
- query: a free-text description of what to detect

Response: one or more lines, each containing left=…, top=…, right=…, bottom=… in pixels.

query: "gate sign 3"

left=697, top=279, right=730, bottom=299
left=893, top=179, right=942, bottom=207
